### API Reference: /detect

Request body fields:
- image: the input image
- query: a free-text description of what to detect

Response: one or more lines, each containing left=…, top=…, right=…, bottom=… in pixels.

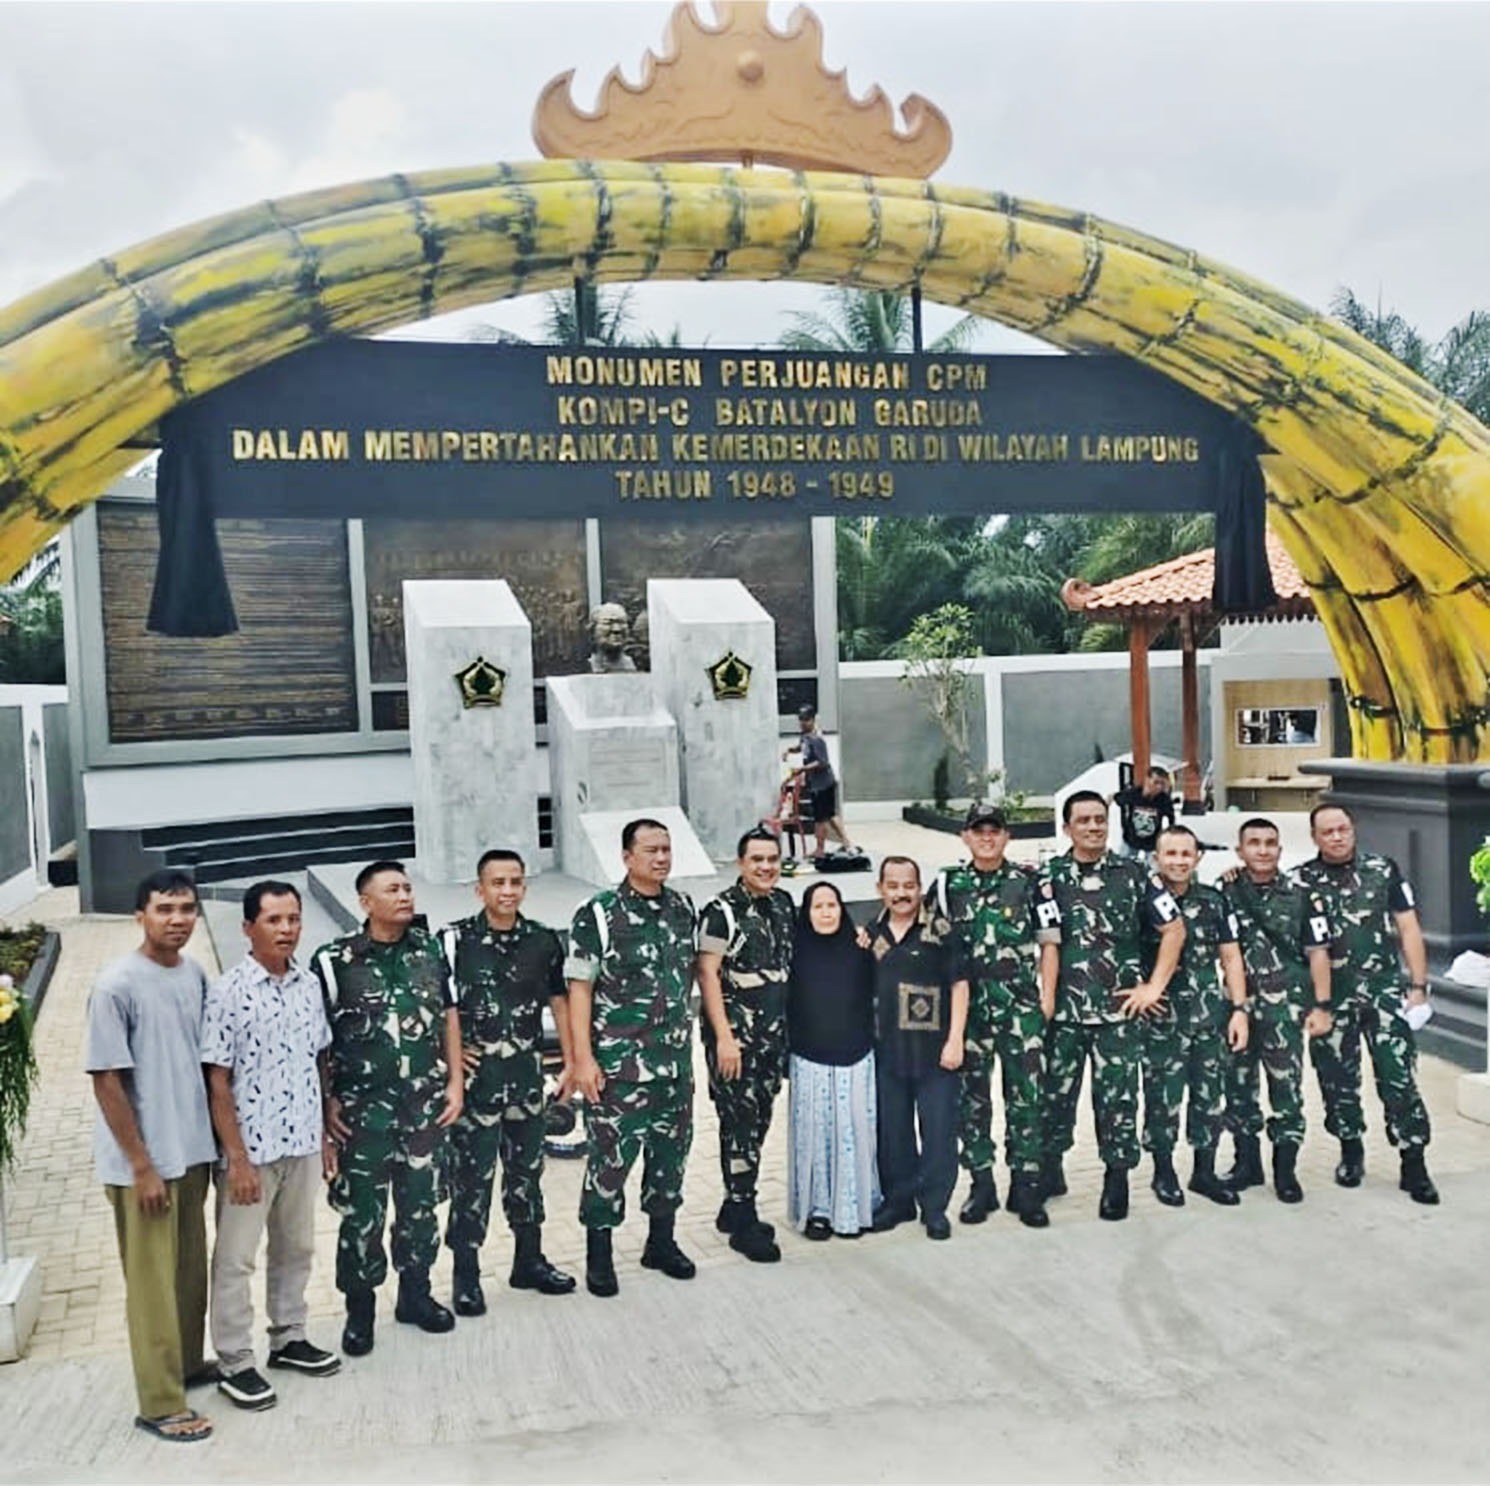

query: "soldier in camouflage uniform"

left=312, top=860, right=463, bottom=1357
left=698, top=827, right=795, bottom=1263
left=927, top=801, right=1061, bottom=1229
left=440, top=849, right=576, bottom=1319
left=1219, top=818, right=1334, bottom=1203
left=1142, top=825, right=1250, bottom=1207
left=1297, top=803, right=1438, bottom=1203
left=1040, top=791, right=1184, bottom=1221
left=566, top=819, right=698, bottom=1297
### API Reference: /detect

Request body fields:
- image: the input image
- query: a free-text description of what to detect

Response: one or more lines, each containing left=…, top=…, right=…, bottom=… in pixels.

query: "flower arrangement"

left=0, top=969, right=38, bottom=1174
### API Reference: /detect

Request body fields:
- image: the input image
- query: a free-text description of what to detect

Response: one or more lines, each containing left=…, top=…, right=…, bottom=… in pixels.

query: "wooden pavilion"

left=1062, top=531, right=1315, bottom=813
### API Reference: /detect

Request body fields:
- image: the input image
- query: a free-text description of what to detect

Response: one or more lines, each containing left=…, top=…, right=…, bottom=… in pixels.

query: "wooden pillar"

left=1179, top=611, right=1203, bottom=813
left=1128, top=618, right=1154, bottom=780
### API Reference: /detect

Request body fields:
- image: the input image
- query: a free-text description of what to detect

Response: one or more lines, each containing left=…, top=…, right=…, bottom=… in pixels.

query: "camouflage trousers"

left=960, top=993, right=1046, bottom=1176
left=704, top=999, right=787, bottom=1204
left=327, top=1119, right=446, bottom=1294
left=1044, top=1019, right=1140, bottom=1170
left=1225, top=998, right=1306, bottom=1147
left=579, top=1072, right=694, bottom=1229
left=444, top=1086, right=547, bottom=1253
left=1309, top=992, right=1431, bottom=1151
left=1140, top=1013, right=1229, bottom=1155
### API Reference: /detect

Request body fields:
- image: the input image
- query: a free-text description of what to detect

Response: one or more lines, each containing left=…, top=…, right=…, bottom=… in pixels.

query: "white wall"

left=0, top=684, right=68, bottom=917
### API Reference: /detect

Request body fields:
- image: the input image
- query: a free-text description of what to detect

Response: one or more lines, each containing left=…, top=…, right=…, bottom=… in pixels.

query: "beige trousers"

left=209, top=1152, right=321, bottom=1374
left=105, top=1162, right=210, bottom=1419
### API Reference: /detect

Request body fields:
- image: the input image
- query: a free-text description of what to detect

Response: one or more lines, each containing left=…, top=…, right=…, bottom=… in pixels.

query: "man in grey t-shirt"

left=86, top=869, right=218, bottom=1444
left=786, top=705, right=857, bottom=859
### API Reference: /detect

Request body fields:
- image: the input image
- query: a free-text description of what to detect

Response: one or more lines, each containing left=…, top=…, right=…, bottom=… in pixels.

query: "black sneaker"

left=267, top=1339, right=342, bottom=1376
left=218, top=1366, right=278, bottom=1411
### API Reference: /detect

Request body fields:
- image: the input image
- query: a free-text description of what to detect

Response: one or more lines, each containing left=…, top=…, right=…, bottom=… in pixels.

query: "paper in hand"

left=1401, top=999, right=1434, bottom=1032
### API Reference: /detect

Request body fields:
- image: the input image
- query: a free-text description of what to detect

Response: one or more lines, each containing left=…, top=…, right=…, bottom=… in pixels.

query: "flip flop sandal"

left=134, top=1410, right=213, bottom=1443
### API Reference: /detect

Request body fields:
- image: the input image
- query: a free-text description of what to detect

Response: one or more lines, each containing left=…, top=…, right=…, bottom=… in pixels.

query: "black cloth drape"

left=146, top=415, right=238, bottom=636
left=1211, top=442, right=1277, bottom=615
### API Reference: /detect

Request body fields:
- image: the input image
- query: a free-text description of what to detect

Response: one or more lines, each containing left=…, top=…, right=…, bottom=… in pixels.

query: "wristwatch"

left=1229, top=1002, right=1250, bottom=1015
left=1312, top=1000, right=1333, bottom=1013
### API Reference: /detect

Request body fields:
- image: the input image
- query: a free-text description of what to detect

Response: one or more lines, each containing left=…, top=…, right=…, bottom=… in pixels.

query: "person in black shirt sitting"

left=1111, top=766, right=1176, bottom=862
left=866, top=857, right=970, bottom=1240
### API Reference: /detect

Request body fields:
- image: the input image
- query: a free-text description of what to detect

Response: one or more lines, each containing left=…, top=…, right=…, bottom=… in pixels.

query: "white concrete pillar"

left=404, top=579, right=538, bottom=883
left=646, top=578, right=779, bottom=860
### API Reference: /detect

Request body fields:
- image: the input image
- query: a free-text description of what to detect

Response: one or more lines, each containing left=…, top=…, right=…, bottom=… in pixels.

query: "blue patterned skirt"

left=787, top=1050, right=882, bottom=1235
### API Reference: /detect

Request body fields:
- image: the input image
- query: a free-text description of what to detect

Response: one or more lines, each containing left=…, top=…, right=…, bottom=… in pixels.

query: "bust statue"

left=587, top=602, right=637, bottom=672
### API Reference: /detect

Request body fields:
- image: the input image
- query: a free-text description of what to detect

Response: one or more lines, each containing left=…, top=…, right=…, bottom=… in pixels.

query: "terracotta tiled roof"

left=1061, top=531, right=1313, bottom=622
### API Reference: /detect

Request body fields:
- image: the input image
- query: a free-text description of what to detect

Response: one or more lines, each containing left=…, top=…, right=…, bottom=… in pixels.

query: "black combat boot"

left=958, top=1169, right=999, bottom=1224
left=1041, top=1156, right=1068, bottom=1200
left=1150, top=1152, right=1185, bottom=1207
left=451, top=1249, right=486, bottom=1317
left=341, top=1290, right=376, bottom=1357
left=1399, top=1149, right=1441, bottom=1205
left=727, top=1201, right=781, bottom=1264
left=1222, top=1133, right=1265, bottom=1192
left=1334, top=1137, right=1366, bottom=1188
left=1099, top=1166, right=1129, bottom=1221
left=585, top=1228, right=619, bottom=1298
left=1272, top=1143, right=1304, bottom=1204
left=1188, top=1147, right=1240, bottom=1207
left=509, top=1224, right=577, bottom=1295
left=715, top=1197, right=751, bottom=1235
left=395, top=1269, right=456, bottom=1332
left=1007, top=1171, right=1050, bottom=1229
left=640, top=1213, right=697, bottom=1280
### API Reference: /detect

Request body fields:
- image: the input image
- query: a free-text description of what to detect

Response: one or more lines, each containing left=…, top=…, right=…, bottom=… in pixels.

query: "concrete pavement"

left=4, top=815, right=1489, bottom=1482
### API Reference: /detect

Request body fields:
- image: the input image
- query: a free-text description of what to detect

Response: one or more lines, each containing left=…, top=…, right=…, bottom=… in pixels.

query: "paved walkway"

left=5, top=826, right=1490, bottom=1480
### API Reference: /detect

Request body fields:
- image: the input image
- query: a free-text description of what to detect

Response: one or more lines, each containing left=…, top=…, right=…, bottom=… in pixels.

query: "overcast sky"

left=0, top=0, right=1485, bottom=353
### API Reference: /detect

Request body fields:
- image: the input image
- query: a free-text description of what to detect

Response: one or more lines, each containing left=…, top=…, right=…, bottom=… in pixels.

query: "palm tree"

left=1332, top=288, right=1490, bottom=423
left=836, top=518, right=960, bottom=660
left=464, top=282, right=645, bottom=348
left=541, top=281, right=638, bottom=347
left=786, top=289, right=982, bottom=658
left=780, top=288, right=979, bottom=356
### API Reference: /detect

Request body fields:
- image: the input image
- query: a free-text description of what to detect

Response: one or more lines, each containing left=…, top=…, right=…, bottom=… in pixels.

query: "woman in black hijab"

left=786, top=881, right=881, bottom=1239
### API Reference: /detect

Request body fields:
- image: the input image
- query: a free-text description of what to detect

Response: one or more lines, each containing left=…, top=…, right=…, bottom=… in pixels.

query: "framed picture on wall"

left=1236, top=707, right=1320, bottom=747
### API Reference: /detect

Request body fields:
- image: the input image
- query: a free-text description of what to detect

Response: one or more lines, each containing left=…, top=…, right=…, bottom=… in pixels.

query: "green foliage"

left=0, top=924, right=45, bottom=983
left=542, top=282, right=637, bottom=347
left=897, top=603, right=982, bottom=798
left=1332, top=289, right=1490, bottom=424
left=780, top=288, right=980, bottom=356
left=0, top=584, right=64, bottom=683
left=0, top=924, right=43, bottom=1174
left=1471, top=837, right=1490, bottom=917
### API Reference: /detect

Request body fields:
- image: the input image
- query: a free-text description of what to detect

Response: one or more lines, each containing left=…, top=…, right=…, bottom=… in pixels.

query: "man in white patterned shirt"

left=202, top=880, right=340, bottom=1411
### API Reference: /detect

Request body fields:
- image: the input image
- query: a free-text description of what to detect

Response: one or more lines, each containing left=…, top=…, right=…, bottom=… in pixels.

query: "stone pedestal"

left=647, top=579, right=780, bottom=861
left=404, top=580, right=538, bottom=883
left=1300, top=759, right=1490, bottom=958
left=546, top=673, right=712, bottom=885
left=1457, top=1071, right=1490, bottom=1126
left=0, top=1254, right=41, bottom=1362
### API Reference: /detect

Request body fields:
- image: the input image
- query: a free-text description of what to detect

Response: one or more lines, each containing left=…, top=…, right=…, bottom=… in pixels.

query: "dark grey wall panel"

left=1002, top=667, right=1211, bottom=795
left=43, top=703, right=74, bottom=850
left=0, top=708, right=30, bottom=881
left=840, top=675, right=987, bottom=802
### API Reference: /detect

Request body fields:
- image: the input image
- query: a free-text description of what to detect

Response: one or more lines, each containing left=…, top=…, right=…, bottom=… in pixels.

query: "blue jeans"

left=876, top=1064, right=959, bottom=1221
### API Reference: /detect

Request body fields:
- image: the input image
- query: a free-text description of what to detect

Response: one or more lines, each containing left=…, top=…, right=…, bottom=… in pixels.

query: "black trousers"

left=876, top=1063, right=959, bottom=1221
